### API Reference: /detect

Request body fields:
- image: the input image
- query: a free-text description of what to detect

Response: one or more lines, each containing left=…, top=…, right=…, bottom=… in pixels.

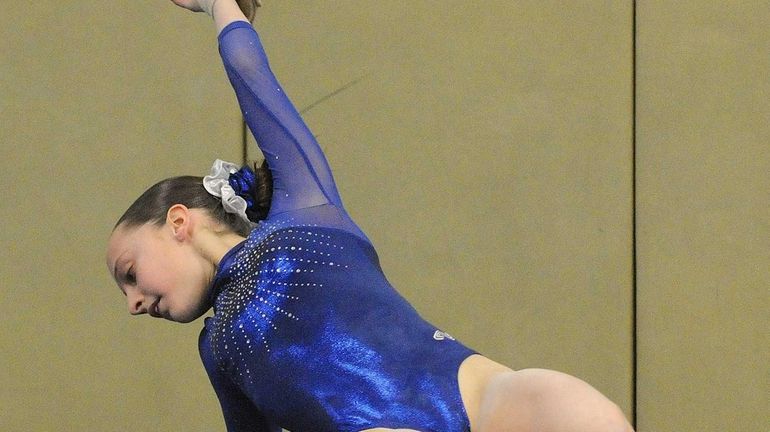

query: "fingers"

left=168, top=0, right=205, bottom=13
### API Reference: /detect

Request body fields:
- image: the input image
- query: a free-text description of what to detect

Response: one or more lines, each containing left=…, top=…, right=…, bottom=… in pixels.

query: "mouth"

left=149, top=299, right=162, bottom=318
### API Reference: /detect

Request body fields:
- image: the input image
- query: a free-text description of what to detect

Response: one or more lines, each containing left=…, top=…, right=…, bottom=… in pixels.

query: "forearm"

left=212, top=0, right=250, bottom=34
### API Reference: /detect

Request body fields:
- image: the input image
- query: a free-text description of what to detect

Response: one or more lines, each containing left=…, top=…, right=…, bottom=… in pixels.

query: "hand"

left=169, top=0, right=261, bottom=22
left=168, top=0, right=211, bottom=14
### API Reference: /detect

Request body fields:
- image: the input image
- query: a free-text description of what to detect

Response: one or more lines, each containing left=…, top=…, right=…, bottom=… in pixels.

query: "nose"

left=127, top=291, right=147, bottom=315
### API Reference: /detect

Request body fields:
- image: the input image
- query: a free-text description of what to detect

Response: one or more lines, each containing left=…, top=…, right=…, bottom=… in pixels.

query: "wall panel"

left=0, top=2, right=240, bottom=430
left=637, top=2, right=770, bottom=431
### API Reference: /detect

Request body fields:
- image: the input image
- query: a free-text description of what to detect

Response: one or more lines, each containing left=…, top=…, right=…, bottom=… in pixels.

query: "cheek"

left=161, top=248, right=194, bottom=282
left=166, top=254, right=209, bottom=301
left=141, top=255, right=182, bottom=295
left=156, top=247, right=212, bottom=321
left=169, top=283, right=212, bottom=323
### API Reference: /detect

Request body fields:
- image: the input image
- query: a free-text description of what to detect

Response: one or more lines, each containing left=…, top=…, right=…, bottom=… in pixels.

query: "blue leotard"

left=199, top=21, right=475, bottom=432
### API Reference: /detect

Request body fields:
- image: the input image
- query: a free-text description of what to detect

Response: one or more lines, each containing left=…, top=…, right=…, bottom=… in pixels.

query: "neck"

left=194, top=228, right=247, bottom=268
left=184, top=209, right=247, bottom=268
left=213, top=232, right=247, bottom=267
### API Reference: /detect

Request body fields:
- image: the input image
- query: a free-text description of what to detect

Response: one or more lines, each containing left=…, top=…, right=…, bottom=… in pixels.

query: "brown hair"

left=237, top=0, right=261, bottom=22
left=115, top=160, right=272, bottom=237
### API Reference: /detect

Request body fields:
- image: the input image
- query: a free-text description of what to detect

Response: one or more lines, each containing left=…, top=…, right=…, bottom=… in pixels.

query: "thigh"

left=457, top=353, right=515, bottom=427
left=475, top=368, right=633, bottom=432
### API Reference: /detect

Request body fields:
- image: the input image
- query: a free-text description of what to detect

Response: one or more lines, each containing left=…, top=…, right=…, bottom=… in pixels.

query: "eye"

left=125, top=267, right=136, bottom=285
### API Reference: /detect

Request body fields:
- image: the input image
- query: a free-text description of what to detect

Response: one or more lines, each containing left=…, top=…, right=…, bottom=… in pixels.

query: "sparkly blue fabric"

left=199, top=21, right=475, bottom=432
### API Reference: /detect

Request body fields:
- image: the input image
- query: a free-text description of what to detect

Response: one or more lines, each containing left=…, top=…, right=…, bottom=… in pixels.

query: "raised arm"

left=174, top=0, right=344, bottom=216
left=217, top=20, right=344, bottom=216
left=170, top=0, right=255, bottom=32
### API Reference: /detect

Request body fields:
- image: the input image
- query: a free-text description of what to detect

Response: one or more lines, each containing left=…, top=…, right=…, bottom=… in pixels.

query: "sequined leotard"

left=198, top=21, right=475, bottom=432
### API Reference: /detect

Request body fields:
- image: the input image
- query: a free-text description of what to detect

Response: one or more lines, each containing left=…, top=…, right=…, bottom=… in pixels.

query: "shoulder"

left=261, top=204, right=372, bottom=247
left=198, top=319, right=212, bottom=351
left=198, top=318, right=219, bottom=369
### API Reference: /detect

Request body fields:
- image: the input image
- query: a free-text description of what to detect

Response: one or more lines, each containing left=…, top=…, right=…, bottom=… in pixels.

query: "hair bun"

left=248, top=160, right=273, bottom=222
left=228, top=166, right=257, bottom=210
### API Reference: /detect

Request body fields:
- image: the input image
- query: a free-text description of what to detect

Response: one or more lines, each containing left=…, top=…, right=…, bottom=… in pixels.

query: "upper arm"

left=199, top=325, right=280, bottom=432
left=218, top=21, right=343, bottom=216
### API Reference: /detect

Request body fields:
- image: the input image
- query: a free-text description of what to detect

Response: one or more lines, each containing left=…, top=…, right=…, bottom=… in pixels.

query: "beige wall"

left=1, top=2, right=239, bottom=430
left=636, top=2, right=769, bottom=431
left=1, top=1, right=764, bottom=431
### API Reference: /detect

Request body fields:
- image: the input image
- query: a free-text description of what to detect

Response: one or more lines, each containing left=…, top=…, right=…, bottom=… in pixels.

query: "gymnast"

left=106, top=1, right=635, bottom=431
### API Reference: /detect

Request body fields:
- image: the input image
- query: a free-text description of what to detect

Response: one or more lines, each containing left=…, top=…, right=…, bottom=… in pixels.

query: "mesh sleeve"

left=218, top=21, right=343, bottom=217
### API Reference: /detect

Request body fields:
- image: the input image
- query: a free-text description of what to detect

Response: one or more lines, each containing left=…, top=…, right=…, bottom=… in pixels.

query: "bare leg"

left=475, top=368, right=634, bottom=432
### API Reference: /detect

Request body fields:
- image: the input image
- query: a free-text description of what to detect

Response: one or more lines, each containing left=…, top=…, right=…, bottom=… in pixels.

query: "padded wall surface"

left=636, top=3, right=770, bottom=431
left=2, top=1, right=634, bottom=430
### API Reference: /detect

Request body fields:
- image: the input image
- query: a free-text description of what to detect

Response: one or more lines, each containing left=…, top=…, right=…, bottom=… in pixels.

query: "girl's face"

left=107, top=222, right=215, bottom=323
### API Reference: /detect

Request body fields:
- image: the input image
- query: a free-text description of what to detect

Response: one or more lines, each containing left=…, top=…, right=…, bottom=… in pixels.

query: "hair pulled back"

left=115, top=160, right=272, bottom=237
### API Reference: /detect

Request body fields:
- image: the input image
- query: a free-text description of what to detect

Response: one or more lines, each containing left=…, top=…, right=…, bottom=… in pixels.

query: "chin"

left=166, top=311, right=198, bottom=324
left=170, top=304, right=212, bottom=324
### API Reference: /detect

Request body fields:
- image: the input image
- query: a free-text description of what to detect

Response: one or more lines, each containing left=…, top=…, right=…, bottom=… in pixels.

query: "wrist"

left=212, top=0, right=250, bottom=33
left=200, top=0, right=219, bottom=18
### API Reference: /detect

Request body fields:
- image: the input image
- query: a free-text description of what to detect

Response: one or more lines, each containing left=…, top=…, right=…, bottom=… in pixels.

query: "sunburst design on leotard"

left=209, top=218, right=349, bottom=378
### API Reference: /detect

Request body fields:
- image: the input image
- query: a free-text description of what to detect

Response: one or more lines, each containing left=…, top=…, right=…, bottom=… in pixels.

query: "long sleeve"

left=218, top=21, right=343, bottom=217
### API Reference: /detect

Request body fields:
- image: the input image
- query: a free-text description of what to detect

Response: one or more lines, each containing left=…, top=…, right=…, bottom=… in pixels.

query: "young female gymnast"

left=107, top=1, right=635, bottom=431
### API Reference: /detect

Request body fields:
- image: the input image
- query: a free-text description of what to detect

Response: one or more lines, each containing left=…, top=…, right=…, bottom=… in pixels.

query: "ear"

left=166, top=204, right=193, bottom=242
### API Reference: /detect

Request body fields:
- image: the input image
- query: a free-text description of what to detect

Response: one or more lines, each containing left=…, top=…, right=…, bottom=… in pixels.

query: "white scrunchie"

left=203, top=159, right=250, bottom=224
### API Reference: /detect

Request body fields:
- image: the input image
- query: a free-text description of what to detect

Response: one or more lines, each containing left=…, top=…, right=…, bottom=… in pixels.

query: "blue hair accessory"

left=228, top=166, right=257, bottom=210
left=203, top=159, right=252, bottom=223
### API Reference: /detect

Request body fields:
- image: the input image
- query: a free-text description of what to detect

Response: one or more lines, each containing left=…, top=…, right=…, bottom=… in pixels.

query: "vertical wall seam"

left=241, top=118, right=248, bottom=165
left=631, top=0, right=639, bottom=428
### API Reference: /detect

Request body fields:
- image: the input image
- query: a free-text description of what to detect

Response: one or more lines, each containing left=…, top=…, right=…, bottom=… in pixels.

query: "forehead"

left=106, top=226, right=133, bottom=267
left=106, top=224, right=154, bottom=265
